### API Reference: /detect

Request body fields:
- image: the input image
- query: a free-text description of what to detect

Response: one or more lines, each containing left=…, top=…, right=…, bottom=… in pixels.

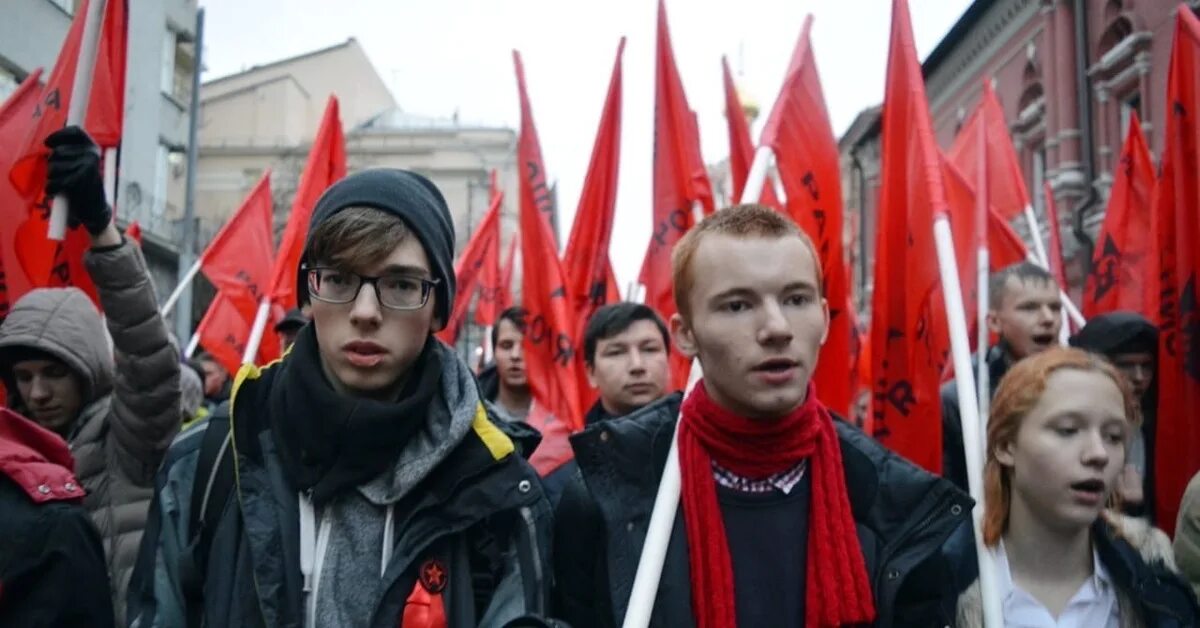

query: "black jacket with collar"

left=553, top=392, right=975, bottom=627
left=941, top=345, right=1009, bottom=493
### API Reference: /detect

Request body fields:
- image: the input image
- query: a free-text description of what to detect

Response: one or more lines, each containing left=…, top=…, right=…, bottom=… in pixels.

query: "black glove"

left=44, top=125, right=112, bottom=236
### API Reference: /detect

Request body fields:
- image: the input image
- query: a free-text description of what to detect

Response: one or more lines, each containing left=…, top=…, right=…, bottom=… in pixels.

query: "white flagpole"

left=1022, top=204, right=1050, bottom=269
left=160, top=258, right=203, bottom=316
left=48, top=0, right=108, bottom=241
left=184, top=332, right=201, bottom=358
left=241, top=299, right=272, bottom=364
left=934, top=215, right=1004, bottom=628
left=623, top=148, right=773, bottom=628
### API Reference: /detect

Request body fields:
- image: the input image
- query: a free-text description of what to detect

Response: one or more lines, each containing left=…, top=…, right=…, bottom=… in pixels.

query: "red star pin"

left=419, top=559, right=448, bottom=594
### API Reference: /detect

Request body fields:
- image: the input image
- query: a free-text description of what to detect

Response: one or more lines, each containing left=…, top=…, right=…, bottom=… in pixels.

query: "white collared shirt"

left=994, top=542, right=1120, bottom=628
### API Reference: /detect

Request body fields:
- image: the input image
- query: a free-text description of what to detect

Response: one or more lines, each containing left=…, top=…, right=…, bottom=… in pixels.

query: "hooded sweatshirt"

left=0, top=239, right=180, bottom=624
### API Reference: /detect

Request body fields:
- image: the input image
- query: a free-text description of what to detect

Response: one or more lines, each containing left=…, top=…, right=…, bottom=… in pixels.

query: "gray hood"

left=0, top=287, right=113, bottom=404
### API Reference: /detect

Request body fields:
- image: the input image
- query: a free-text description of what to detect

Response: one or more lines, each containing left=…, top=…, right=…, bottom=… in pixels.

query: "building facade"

left=192, top=39, right=519, bottom=344
left=841, top=0, right=1199, bottom=318
left=0, top=0, right=199, bottom=306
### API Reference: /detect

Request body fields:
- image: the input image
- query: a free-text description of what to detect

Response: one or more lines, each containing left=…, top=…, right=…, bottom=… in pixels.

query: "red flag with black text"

left=722, top=56, right=780, bottom=210
left=759, top=15, right=853, bottom=415
left=200, top=172, right=276, bottom=321
left=639, top=0, right=715, bottom=391
left=7, top=0, right=127, bottom=310
left=513, top=50, right=585, bottom=456
left=1083, top=112, right=1155, bottom=319
left=473, top=171, right=505, bottom=328
left=197, top=292, right=280, bottom=377
left=9, top=0, right=126, bottom=197
left=563, top=38, right=625, bottom=337
left=268, top=96, right=346, bottom=311
left=438, top=179, right=502, bottom=346
left=1150, top=6, right=1200, bottom=535
left=0, top=69, right=44, bottom=319
left=869, top=0, right=952, bottom=473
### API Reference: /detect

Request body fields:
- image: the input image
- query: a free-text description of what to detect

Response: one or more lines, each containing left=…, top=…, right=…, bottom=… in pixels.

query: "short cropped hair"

left=671, top=204, right=822, bottom=320
left=305, top=206, right=413, bottom=271
left=989, top=261, right=1057, bottom=309
left=491, top=307, right=528, bottom=349
left=583, top=302, right=670, bottom=365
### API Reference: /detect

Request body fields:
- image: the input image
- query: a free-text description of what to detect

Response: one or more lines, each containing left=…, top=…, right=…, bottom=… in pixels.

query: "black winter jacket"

left=553, top=393, right=975, bottom=627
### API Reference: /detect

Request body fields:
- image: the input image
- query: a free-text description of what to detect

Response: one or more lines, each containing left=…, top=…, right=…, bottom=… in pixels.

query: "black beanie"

left=296, top=169, right=456, bottom=323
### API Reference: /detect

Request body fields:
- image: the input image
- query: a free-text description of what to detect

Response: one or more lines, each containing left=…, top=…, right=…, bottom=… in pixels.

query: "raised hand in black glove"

left=44, top=125, right=112, bottom=236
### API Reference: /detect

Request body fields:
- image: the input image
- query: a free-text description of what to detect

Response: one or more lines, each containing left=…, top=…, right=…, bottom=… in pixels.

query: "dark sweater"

left=718, top=473, right=811, bottom=627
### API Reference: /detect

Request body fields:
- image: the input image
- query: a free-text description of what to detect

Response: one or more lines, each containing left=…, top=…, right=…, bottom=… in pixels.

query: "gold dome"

left=736, top=84, right=760, bottom=122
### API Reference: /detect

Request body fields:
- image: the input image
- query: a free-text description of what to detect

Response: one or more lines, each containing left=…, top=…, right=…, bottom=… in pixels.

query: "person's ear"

left=671, top=313, right=698, bottom=358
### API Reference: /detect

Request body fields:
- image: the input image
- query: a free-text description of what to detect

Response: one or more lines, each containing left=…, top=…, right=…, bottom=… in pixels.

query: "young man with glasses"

left=128, top=169, right=554, bottom=627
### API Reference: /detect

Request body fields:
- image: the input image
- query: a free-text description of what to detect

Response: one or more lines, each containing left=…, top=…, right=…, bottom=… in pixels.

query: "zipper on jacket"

left=518, top=506, right=546, bottom=613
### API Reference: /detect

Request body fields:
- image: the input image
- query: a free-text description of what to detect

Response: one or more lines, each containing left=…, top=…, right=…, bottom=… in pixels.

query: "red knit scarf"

left=678, top=381, right=875, bottom=628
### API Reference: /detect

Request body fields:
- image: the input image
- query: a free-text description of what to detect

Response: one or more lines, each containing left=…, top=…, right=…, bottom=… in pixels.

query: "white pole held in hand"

left=934, top=215, right=1004, bottom=628
left=160, top=258, right=203, bottom=317
left=623, top=358, right=702, bottom=628
left=241, top=299, right=272, bottom=365
left=48, top=0, right=108, bottom=241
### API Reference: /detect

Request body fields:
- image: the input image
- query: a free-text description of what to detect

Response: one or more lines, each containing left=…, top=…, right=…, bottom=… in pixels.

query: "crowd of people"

left=1, top=126, right=1199, bottom=627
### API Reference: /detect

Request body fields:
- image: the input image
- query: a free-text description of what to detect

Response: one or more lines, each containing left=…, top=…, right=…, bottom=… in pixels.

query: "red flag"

left=268, top=96, right=346, bottom=311
left=1150, top=6, right=1200, bottom=535
left=513, top=50, right=585, bottom=440
left=200, top=172, right=275, bottom=319
left=941, top=155, right=1029, bottom=336
left=640, top=0, right=716, bottom=391
left=722, top=56, right=781, bottom=210
left=437, top=181, right=502, bottom=346
left=9, top=0, right=127, bottom=198
left=563, top=38, right=624, bottom=337
left=474, top=172, right=505, bottom=328
left=758, top=16, right=853, bottom=415
left=1083, top=113, right=1155, bottom=319
left=869, top=0, right=953, bottom=473
left=196, top=292, right=281, bottom=377
left=947, top=80, right=1031, bottom=221
left=0, top=69, right=44, bottom=319
left=1042, top=182, right=1068, bottom=290
left=124, top=220, right=141, bottom=246
left=497, top=233, right=517, bottom=314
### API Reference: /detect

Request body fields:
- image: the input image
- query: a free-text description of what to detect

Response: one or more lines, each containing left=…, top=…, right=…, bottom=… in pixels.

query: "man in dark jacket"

left=941, top=261, right=1062, bottom=491
left=555, top=205, right=973, bottom=627
left=581, top=302, right=674, bottom=427
left=0, top=407, right=114, bottom=626
left=0, top=126, right=180, bottom=624
left=133, top=169, right=553, bottom=627
left=1071, top=311, right=1160, bottom=520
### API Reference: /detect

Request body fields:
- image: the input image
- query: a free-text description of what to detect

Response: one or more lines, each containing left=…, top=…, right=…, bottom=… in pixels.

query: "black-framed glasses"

left=305, top=266, right=439, bottom=311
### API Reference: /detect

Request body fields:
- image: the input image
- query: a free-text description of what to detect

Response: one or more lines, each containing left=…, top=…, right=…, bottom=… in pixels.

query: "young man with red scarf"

left=553, top=204, right=974, bottom=627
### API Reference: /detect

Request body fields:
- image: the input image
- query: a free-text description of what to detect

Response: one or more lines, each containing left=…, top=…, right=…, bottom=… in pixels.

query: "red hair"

left=982, top=347, right=1140, bottom=546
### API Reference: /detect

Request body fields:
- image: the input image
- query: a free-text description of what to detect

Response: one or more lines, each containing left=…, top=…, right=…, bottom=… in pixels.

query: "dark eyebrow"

left=782, top=281, right=820, bottom=294
left=377, top=264, right=432, bottom=277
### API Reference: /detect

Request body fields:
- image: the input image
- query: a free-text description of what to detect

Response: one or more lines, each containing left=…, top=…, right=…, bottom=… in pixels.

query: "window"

left=161, top=31, right=196, bottom=103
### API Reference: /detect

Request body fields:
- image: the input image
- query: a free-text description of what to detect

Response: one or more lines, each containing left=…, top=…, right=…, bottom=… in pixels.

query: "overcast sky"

left=198, top=0, right=972, bottom=289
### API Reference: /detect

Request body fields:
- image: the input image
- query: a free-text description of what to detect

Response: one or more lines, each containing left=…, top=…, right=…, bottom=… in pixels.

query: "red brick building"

left=841, top=0, right=1199, bottom=317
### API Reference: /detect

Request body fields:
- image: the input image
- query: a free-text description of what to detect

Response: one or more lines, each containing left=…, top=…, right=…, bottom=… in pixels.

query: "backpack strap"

left=179, top=403, right=235, bottom=628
